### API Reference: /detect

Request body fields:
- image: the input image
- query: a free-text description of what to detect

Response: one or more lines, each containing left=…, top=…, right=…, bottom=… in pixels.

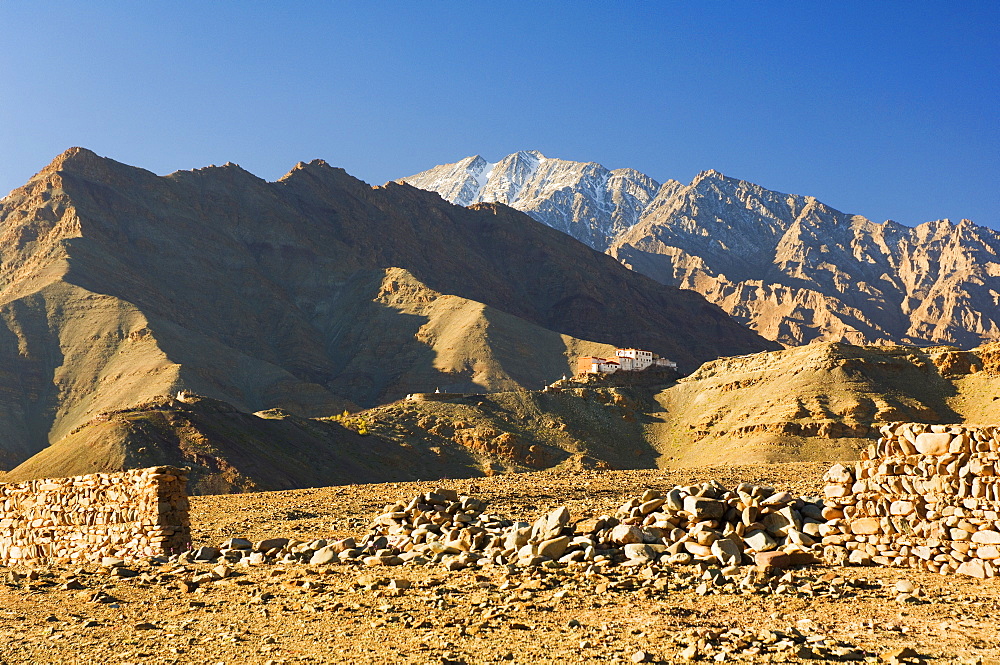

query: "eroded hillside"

left=0, top=393, right=482, bottom=494
left=5, top=343, right=997, bottom=490
left=360, top=342, right=1000, bottom=470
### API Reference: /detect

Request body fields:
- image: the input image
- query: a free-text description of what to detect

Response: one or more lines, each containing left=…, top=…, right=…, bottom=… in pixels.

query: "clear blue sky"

left=2, top=2, right=997, bottom=229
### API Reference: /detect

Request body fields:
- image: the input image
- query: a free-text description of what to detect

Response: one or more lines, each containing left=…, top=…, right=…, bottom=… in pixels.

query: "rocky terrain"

left=1, top=465, right=999, bottom=664
left=5, top=341, right=995, bottom=493
left=403, top=153, right=1000, bottom=348
left=5, top=146, right=997, bottom=491
left=0, top=148, right=771, bottom=472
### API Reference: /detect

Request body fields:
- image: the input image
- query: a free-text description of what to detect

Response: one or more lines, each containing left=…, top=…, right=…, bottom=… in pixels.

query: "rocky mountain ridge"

left=0, top=148, right=770, bottom=470
left=399, top=150, right=667, bottom=250
left=612, top=170, right=1000, bottom=347
left=358, top=341, right=1000, bottom=471
left=402, top=154, right=1000, bottom=348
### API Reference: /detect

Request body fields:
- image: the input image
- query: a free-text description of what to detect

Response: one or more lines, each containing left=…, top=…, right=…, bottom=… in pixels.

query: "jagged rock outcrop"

left=398, top=150, right=665, bottom=251
left=403, top=154, right=1000, bottom=348
left=612, top=170, right=1000, bottom=347
left=0, top=148, right=771, bottom=470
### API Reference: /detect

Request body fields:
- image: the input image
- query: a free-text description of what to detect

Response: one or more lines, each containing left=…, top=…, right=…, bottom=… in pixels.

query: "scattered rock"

left=882, top=646, right=921, bottom=662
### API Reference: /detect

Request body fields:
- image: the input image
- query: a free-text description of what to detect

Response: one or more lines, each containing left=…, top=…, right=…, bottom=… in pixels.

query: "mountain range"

left=4, top=146, right=998, bottom=492
left=401, top=153, right=1000, bottom=347
left=0, top=148, right=769, bottom=472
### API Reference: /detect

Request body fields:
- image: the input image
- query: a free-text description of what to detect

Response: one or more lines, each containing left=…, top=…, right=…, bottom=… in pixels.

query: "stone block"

left=890, top=500, right=915, bottom=516
left=531, top=506, right=571, bottom=541
left=824, top=484, right=850, bottom=498
left=682, top=496, right=725, bottom=520
left=821, top=506, right=844, bottom=520
left=754, top=551, right=790, bottom=571
left=956, top=559, right=989, bottom=579
left=977, top=546, right=1000, bottom=560
left=823, top=544, right=848, bottom=566
left=744, top=529, right=777, bottom=552
left=309, top=546, right=339, bottom=565
left=763, top=512, right=792, bottom=536
left=711, top=538, right=742, bottom=566
left=623, top=543, right=664, bottom=563
left=638, top=498, right=665, bottom=515
left=683, top=542, right=713, bottom=558
left=848, top=550, right=873, bottom=566
left=914, top=432, right=951, bottom=456
left=824, top=464, right=853, bottom=484
left=609, top=524, right=643, bottom=545
left=536, top=536, right=571, bottom=559
left=972, top=530, right=1000, bottom=545
left=255, top=538, right=290, bottom=553
left=950, top=433, right=971, bottom=454
left=849, top=518, right=881, bottom=535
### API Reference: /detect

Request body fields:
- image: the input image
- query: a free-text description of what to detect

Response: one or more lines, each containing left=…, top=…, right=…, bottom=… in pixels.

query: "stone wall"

left=822, top=423, right=1000, bottom=578
left=0, top=466, right=190, bottom=565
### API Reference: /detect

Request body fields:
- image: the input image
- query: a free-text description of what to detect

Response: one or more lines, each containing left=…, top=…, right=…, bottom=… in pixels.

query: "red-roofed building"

left=577, top=356, right=622, bottom=374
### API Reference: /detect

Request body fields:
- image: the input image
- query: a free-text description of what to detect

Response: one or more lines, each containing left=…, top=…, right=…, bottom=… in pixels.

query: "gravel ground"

left=0, top=464, right=998, bottom=664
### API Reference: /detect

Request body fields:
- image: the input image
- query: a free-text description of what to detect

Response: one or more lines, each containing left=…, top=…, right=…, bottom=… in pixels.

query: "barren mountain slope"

left=361, top=385, right=665, bottom=475
left=646, top=343, right=998, bottom=466
left=611, top=170, right=1000, bottom=347
left=356, top=342, right=1000, bottom=470
left=0, top=393, right=484, bottom=494
left=0, top=148, right=770, bottom=469
left=7, top=343, right=996, bottom=490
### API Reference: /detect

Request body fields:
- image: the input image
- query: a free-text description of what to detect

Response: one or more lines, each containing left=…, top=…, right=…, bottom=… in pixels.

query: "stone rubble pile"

left=822, top=423, right=1000, bottom=579
left=610, top=481, right=824, bottom=568
left=353, top=482, right=826, bottom=571
left=181, top=483, right=827, bottom=572
left=0, top=467, right=189, bottom=565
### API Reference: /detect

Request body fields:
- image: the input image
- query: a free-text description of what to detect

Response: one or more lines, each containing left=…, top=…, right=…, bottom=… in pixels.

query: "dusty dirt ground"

left=0, top=464, right=998, bottom=664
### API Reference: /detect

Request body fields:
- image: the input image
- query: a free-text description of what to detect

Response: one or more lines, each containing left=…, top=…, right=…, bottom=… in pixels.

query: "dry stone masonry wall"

left=0, top=466, right=190, bottom=565
left=822, top=423, right=1000, bottom=579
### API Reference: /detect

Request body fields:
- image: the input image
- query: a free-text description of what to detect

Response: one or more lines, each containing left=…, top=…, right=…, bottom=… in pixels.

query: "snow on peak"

left=399, top=150, right=660, bottom=250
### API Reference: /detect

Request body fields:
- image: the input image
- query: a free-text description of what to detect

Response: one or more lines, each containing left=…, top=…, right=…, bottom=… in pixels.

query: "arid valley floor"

left=0, top=464, right=997, bottom=664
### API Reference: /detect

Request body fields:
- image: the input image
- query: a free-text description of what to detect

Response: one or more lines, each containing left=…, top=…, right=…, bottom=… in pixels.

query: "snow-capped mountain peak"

left=398, top=151, right=660, bottom=250
left=398, top=152, right=999, bottom=350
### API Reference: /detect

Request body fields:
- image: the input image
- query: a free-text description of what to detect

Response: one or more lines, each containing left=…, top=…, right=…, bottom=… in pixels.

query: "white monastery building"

left=577, top=348, right=677, bottom=375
